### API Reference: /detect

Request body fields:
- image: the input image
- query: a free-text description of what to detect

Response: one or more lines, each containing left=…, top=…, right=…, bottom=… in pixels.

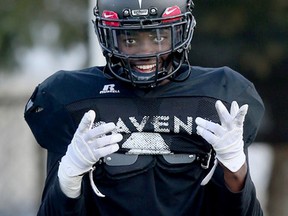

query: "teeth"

left=136, top=64, right=156, bottom=70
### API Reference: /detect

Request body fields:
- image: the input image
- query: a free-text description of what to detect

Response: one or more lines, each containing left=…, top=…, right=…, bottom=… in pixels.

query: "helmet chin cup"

left=107, top=52, right=187, bottom=88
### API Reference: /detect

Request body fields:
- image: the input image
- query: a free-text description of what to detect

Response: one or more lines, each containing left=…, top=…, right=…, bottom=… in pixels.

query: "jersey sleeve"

left=24, top=76, right=88, bottom=215
left=203, top=165, right=263, bottom=216
left=214, top=66, right=265, bottom=147
left=24, top=75, right=76, bottom=154
left=203, top=66, right=265, bottom=147
left=234, top=79, right=265, bottom=147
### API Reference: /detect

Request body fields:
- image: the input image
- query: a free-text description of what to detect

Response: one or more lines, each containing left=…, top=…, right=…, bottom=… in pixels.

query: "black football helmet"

left=93, top=0, right=196, bottom=88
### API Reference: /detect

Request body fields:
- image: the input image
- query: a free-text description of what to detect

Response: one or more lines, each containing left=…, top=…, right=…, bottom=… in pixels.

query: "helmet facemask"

left=94, top=3, right=196, bottom=88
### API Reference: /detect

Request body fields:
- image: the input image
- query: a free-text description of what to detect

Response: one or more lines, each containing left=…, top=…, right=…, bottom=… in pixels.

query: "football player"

left=25, top=0, right=264, bottom=215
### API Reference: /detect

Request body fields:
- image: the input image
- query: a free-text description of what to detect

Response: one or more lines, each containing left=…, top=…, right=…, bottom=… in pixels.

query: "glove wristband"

left=58, top=157, right=83, bottom=198
left=217, top=150, right=246, bottom=172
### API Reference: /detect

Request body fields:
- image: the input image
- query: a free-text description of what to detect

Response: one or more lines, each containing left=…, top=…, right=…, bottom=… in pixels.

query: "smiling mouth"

left=133, top=63, right=157, bottom=73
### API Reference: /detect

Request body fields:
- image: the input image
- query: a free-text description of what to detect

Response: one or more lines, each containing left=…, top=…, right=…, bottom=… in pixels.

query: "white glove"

left=195, top=100, right=248, bottom=173
left=58, top=110, right=123, bottom=198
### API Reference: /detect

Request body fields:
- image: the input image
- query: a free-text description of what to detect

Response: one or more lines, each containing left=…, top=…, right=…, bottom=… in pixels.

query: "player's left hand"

left=195, top=100, right=248, bottom=172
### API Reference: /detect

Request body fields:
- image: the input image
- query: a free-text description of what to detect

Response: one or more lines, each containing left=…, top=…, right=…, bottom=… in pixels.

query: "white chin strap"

left=200, top=159, right=218, bottom=186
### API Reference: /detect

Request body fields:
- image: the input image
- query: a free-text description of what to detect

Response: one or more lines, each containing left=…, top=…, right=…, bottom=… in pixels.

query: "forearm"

left=223, top=161, right=247, bottom=192
left=225, top=171, right=263, bottom=216
left=208, top=165, right=263, bottom=216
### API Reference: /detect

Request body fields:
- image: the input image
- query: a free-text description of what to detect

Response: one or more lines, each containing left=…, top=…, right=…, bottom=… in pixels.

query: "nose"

left=139, top=39, right=154, bottom=54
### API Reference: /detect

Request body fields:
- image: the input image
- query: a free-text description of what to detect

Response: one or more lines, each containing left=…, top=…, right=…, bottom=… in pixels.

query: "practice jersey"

left=24, top=65, right=264, bottom=216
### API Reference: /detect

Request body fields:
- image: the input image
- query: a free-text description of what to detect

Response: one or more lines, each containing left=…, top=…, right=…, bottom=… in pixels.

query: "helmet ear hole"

left=174, top=49, right=184, bottom=60
left=109, top=55, right=121, bottom=65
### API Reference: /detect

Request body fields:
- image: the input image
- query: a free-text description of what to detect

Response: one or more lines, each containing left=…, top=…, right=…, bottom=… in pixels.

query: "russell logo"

left=100, top=84, right=120, bottom=94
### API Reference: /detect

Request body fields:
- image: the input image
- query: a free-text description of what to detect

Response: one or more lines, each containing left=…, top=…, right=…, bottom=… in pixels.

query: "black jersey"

left=25, top=65, right=264, bottom=216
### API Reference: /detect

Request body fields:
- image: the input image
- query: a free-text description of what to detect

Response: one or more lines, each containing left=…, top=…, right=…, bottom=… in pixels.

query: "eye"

left=125, top=38, right=136, bottom=45
left=154, top=36, right=165, bottom=43
left=150, top=31, right=170, bottom=44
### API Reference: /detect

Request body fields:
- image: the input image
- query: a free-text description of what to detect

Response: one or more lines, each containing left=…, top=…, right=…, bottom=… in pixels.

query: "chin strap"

left=89, top=167, right=105, bottom=197
left=200, top=159, right=218, bottom=186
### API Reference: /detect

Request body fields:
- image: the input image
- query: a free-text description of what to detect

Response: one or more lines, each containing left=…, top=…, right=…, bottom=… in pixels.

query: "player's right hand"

left=58, top=110, right=122, bottom=197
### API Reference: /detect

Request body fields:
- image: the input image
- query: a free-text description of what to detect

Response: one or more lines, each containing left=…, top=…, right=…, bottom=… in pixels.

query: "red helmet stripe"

left=162, top=6, right=181, bottom=23
left=102, top=10, right=120, bottom=27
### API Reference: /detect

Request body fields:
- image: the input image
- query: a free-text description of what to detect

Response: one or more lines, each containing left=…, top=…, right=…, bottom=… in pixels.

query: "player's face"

left=117, top=28, right=172, bottom=74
